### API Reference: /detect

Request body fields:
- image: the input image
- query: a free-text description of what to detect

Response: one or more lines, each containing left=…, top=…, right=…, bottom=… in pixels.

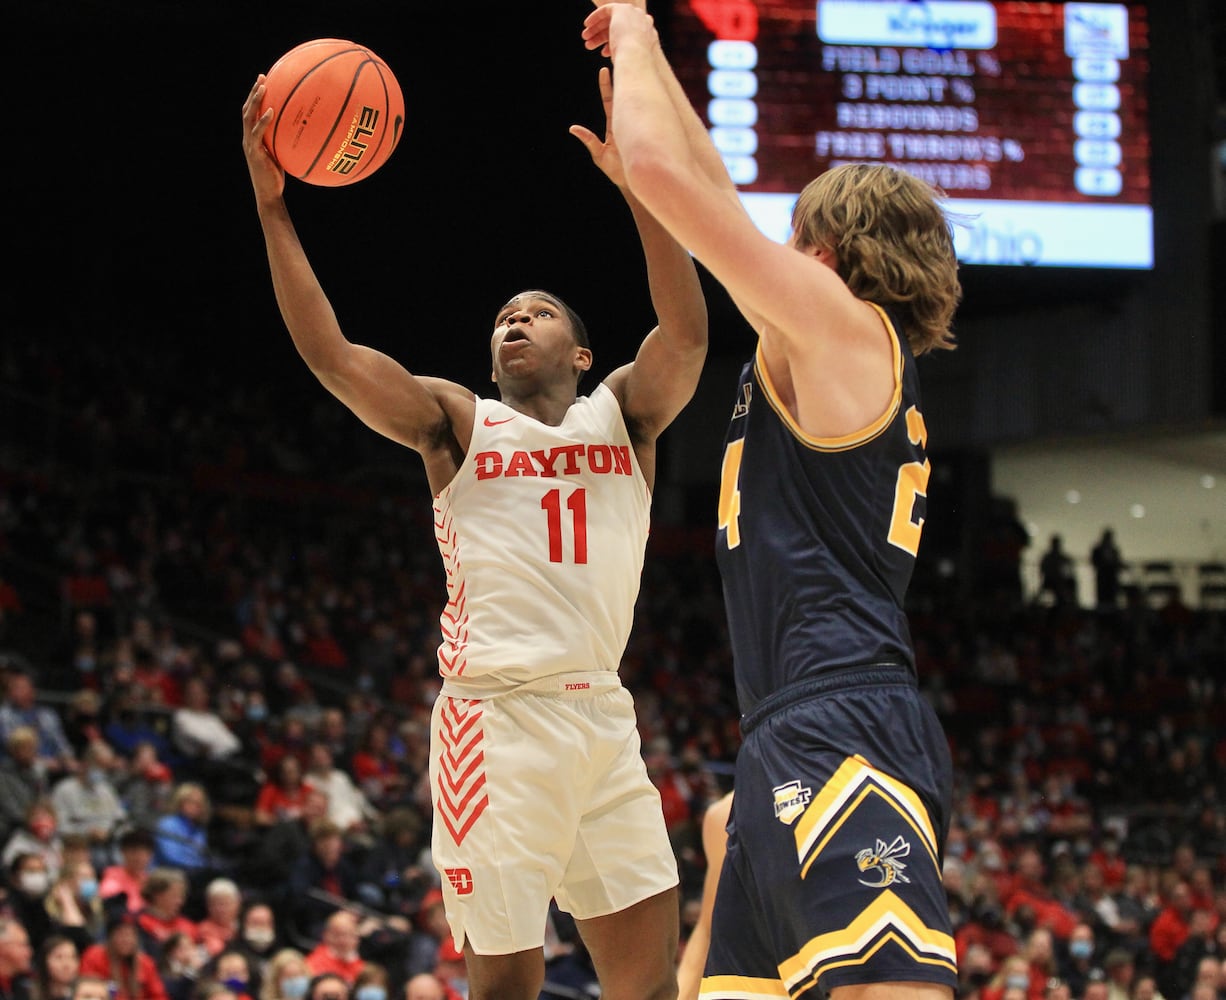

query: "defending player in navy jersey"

left=241, top=56, right=707, bottom=1000
left=584, top=5, right=962, bottom=999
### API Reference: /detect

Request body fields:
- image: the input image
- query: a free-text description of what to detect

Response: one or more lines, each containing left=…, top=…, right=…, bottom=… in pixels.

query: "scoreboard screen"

left=669, top=1, right=1152, bottom=268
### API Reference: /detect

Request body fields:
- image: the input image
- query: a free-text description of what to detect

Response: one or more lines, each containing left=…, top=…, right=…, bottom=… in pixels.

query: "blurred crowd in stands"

left=0, top=332, right=1223, bottom=1000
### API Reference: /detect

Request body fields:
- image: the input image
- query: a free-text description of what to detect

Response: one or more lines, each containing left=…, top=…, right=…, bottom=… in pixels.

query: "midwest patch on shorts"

left=428, top=673, right=679, bottom=956
left=704, top=682, right=958, bottom=998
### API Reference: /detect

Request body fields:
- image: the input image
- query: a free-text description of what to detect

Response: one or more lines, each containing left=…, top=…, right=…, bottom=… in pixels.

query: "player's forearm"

left=257, top=200, right=352, bottom=376
left=626, top=195, right=707, bottom=354
left=613, top=38, right=689, bottom=173
left=652, top=45, right=738, bottom=196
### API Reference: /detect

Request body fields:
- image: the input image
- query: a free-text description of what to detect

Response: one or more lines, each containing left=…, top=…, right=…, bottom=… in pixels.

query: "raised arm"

left=240, top=77, right=471, bottom=492
left=587, top=7, right=867, bottom=339
left=570, top=65, right=708, bottom=447
left=583, top=4, right=892, bottom=436
left=586, top=1, right=732, bottom=199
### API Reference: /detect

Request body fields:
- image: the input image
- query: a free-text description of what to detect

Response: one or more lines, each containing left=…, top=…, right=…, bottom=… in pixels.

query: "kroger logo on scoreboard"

left=817, top=1, right=997, bottom=50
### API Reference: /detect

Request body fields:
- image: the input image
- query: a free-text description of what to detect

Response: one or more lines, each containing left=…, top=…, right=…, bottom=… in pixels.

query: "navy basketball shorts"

left=703, top=665, right=958, bottom=999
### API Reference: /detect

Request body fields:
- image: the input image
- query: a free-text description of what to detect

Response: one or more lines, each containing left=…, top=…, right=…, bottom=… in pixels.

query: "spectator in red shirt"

left=99, top=827, right=157, bottom=914
left=1019, top=927, right=1060, bottom=1000
left=349, top=722, right=407, bottom=812
left=135, top=868, right=199, bottom=959
left=1187, top=866, right=1218, bottom=914
left=59, top=546, right=111, bottom=623
left=1088, top=833, right=1128, bottom=891
left=240, top=598, right=287, bottom=666
left=431, top=937, right=467, bottom=1000
left=196, top=878, right=243, bottom=959
left=967, top=772, right=1004, bottom=826
left=643, top=738, right=691, bottom=834
left=957, top=896, right=1020, bottom=971
left=982, top=955, right=1035, bottom=1000
left=254, top=756, right=310, bottom=829
left=1149, top=880, right=1196, bottom=965
left=1003, top=846, right=1081, bottom=941
left=79, top=913, right=168, bottom=1000
left=304, top=912, right=364, bottom=985
left=298, top=614, right=347, bottom=671
left=258, top=716, right=312, bottom=777
left=129, top=643, right=181, bottom=709
left=1033, top=774, right=1093, bottom=841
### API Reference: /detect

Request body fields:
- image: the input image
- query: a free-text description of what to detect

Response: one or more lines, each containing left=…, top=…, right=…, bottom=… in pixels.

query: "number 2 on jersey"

left=887, top=406, right=929, bottom=557
left=541, top=487, right=588, bottom=563
left=717, top=406, right=929, bottom=556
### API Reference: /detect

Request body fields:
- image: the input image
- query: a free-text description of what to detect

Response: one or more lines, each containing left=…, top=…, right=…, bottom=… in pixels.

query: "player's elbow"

left=623, top=148, right=688, bottom=211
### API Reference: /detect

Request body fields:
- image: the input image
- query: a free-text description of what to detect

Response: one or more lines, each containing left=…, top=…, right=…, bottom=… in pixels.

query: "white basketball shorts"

left=428, top=671, right=679, bottom=955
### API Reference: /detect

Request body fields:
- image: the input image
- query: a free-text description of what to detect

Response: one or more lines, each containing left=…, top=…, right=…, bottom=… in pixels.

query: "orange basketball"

left=261, top=38, right=404, bottom=187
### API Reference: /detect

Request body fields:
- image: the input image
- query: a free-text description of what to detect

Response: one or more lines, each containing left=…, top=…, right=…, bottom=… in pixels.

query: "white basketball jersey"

left=431, top=385, right=651, bottom=695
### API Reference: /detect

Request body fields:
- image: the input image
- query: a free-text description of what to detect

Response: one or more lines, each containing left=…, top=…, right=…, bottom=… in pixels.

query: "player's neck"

left=497, top=384, right=578, bottom=427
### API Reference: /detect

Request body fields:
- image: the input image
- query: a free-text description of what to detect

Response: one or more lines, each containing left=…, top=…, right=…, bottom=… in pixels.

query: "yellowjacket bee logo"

left=772, top=780, right=812, bottom=826
left=855, top=836, right=913, bottom=887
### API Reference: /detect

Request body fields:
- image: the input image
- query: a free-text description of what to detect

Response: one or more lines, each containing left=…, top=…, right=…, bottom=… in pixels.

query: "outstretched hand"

left=582, top=2, right=655, bottom=60
left=241, top=75, right=285, bottom=202
left=568, top=67, right=626, bottom=189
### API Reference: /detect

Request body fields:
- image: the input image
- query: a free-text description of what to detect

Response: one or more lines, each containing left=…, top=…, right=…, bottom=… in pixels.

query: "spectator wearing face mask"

left=258, top=949, right=309, bottom=1000
left=2, top=802, right=63, bottom=885
left=206, top=949, right=255, bottom=1000
left=983, top=955, right=1037, bottom=1000
left=7, top=853, right=54, bottom=949
left=233, top=901, right=282, bottom=988
left=43, top=859, right=105, bottom=952
left=350, top=963, right=387, bottom=1000
left=1059, top=922, right=1103, bottom=999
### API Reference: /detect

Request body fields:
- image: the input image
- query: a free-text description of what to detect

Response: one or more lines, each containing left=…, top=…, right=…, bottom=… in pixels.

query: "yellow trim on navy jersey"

left=778, top=889, right=958, bottom=995
left=753, top=302, right=905, bottom=452
left=795, top=756, right=940, bottom=880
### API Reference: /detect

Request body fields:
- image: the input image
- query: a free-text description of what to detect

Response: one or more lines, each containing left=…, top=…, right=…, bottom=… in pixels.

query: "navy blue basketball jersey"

left=714, top=303, right=930, bottom=717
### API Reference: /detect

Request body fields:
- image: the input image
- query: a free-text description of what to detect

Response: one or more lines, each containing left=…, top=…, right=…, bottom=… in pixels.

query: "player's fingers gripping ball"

left=261, top=38, right=404, bottom=186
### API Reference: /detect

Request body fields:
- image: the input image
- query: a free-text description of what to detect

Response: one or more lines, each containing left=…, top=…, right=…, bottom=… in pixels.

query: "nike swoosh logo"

left=483, top=415, right=515, bottom=426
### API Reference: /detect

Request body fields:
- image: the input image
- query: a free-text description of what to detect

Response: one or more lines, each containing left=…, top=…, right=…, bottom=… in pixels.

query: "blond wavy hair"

left=789, top=163, right=961, bottom=355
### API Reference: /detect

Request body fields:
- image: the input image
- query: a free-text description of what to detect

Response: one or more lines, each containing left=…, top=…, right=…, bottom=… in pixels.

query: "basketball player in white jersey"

left=241, top=61, right=707, bottom=1000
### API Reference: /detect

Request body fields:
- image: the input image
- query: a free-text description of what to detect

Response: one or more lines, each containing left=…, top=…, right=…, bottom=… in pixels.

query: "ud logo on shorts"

left=445, top=867, right=475, bottom=895
left=772, top=780, right=813, bottom=826
left=855, top=835, right=913, bottom=888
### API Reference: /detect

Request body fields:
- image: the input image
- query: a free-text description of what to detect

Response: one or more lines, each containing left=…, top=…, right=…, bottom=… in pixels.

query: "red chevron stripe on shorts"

left=436, top=697, right=489, bottom=845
